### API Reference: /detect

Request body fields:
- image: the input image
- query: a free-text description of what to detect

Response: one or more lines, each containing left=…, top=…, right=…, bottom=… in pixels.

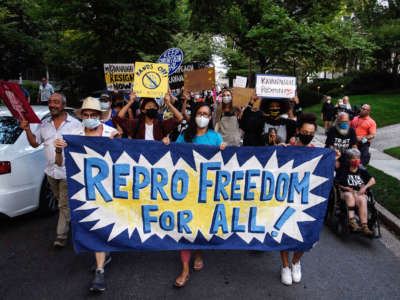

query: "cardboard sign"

left=184, top=67, right=215, bottom=92
left=169, top=63, right=200, bottom=89
left=134, top=62, right=169, bottom=98
left=232, top=87, right=255, bottom=108
left=157, top=48, right=184, bottom=75
left=104, top=64, right=135, bottom=91
left=233, top=76, right=247, bottom=88
left=256, top=74, right=296, bottom=98
left=0, top=81, right=41, bottom=123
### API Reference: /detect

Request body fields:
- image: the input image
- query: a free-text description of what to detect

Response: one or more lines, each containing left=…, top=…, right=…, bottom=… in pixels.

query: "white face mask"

left=195, top=116, right=210, bottom=128
left=100, top=102, right=110, bottom=111
left=82, top=118, right=101, bottom=129
left=222, top=96, right=232, bottom=104
left=327, top=100, right=331, bottom=104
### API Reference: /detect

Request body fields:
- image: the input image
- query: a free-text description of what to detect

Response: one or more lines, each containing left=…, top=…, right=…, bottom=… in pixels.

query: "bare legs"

left=175, top=250, right=203, bottom=286
left=280, top=250, right=303, bottom=267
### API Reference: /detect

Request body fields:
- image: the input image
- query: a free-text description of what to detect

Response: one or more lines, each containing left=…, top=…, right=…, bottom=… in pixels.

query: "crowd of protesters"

left=19, top=83, right=377, bottom=292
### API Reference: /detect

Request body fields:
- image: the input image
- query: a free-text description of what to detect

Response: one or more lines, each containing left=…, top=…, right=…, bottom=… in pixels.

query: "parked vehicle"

left=0, top=105, right=78, bottom=218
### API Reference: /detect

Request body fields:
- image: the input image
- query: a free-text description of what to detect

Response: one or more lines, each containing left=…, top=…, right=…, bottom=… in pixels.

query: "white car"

left=0, top=105, right=78, bottom=218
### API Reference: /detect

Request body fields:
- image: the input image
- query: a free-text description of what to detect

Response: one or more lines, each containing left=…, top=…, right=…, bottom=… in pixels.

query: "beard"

left=336, top=125, right=349, bottom=136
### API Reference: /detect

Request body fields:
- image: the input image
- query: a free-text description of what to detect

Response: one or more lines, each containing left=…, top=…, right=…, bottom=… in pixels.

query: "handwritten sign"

left=184, top=67, right=215, bottom=92
left=256, top=75, right=296, bottom=98
left=104, top=64, right=135, bottom=91
left=233, top=76, right=247, bottom=88
left=232, top=87, right=255, bottom=108
left=134, top=62, right=169, bottom=98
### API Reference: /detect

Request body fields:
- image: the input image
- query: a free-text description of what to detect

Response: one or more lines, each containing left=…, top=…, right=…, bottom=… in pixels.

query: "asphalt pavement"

left=0, top=213, right=399, bottom=300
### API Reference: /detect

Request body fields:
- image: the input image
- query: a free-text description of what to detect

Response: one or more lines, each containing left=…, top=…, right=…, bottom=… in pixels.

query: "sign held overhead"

left=256, top=74, right=296, bottom=98
left=134, top=62, right=169, bottom=98
left=184, top=67, right=215, bottom=92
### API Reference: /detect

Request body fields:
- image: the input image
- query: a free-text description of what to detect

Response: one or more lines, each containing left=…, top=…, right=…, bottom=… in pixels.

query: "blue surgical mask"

left=100, top=102, right=110, bottom=110
left=82, top=118, right=101, bottom=129
left=338, top=122, right=349, bottom=130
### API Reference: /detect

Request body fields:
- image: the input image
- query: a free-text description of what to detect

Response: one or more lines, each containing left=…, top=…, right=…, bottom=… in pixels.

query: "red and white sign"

left=0, top=81, right=41, bottom=123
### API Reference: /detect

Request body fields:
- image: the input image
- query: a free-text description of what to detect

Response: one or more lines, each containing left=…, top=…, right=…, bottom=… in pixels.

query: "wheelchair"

left=324, top=182, right=381, bottom=238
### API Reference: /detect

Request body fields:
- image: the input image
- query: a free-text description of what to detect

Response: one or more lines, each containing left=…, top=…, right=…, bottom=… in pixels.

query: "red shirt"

left=350, top=115, right=376, bottom=140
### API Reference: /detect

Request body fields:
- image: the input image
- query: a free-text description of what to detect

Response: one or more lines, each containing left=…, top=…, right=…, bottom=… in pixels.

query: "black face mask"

left=298, top=134, right=314, bottom=145
left=113, top=102, right=123, bottom=108
left=146, top=108, right=158, bottom=119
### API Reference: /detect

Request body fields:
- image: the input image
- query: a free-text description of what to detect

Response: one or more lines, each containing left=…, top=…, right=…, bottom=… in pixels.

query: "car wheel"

left=38, top=177, right=58, bottom=216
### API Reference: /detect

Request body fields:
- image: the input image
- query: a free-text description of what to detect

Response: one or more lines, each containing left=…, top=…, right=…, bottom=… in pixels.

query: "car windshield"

left=0, top=116, right=23, bottom=144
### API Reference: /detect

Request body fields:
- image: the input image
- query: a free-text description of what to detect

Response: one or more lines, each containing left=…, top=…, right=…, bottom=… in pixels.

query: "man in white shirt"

left=20, top=93, right=82, bottom=247
left=37, top=77, right=55, bottom=104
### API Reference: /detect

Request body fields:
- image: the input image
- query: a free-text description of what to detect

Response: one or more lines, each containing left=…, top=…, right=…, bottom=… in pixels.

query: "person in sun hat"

left=53, top=96, right=119, bottom=293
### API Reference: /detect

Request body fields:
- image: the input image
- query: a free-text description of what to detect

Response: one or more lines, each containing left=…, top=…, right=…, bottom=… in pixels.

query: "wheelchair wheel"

left=336, top=200, right=350, bottom=237
left=367, top=193, right=381, bottom=238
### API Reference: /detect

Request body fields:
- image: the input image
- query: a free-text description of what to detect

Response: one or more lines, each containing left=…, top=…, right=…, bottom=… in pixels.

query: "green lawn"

left=367, top=166, right=400, bottom=218
left=384, top=147, right=400, bottom=159
left=304, top=93, right=400, bottom=128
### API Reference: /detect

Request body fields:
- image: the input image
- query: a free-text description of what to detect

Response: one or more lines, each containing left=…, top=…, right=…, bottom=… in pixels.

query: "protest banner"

left=232, top=87, right=255, bottom=108
left=256, top=74, right=296, bottom=98
left=233, top=76, right=247, bottom=88
left=104, top=63, right=135, bottom=91
left=184, top=67, right=215, bottom=92
left=157, top=48, right=184, bottom=75
left=64, top=136, right=334, bottom=253
left=0, top=81, right=41, bottom=123
left=133, top=62, right=169, bottom=98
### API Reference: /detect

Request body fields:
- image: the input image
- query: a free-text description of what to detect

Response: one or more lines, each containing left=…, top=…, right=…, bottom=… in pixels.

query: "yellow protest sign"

left=104, top=64, right=135, bottom=91
left=134, top=62, right=169, bottom=98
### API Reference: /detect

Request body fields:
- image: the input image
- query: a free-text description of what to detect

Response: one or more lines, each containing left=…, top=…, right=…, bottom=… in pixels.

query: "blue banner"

left=64, top=136, right=334, bottom=253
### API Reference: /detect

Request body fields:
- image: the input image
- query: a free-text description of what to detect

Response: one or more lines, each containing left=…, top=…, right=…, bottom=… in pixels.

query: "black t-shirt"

left=325, top=126, right=357, bottom=154
left=337, top=166, right=372, bottom=191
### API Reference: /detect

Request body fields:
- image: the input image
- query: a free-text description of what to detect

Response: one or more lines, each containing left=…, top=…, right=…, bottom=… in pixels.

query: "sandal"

left=174, top=274, right=190, bottom=288
left=193, top=258, right=204, bottom=271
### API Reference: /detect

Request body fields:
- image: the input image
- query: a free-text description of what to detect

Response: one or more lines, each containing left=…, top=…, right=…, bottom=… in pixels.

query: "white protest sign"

left=233, top=75, right=247, bottom=88
left=256, top=74, right=296, bottom=98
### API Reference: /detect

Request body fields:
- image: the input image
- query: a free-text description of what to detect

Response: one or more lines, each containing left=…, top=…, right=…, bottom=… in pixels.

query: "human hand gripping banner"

left=64, top=136, right=335, bottom=253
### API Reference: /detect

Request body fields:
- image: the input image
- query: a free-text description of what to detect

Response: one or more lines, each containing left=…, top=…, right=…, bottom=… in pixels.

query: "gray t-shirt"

left=39, top=83, right=54, bottom=102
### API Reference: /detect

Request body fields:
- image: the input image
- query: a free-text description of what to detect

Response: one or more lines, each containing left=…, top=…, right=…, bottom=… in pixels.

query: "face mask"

left=100, top=102, right=110, bottom=111
left=270, top=110, right=280, bottom=117
left=298, top=134, right=314, bottom=145
left=82, top=118, right=101, bottom=129
left=338, top=122, right=349, bottom=130
left=350, top=159, right=360, bottom=167
left=327, top=100, right=331, bottom=104
left=114, top=102, right=123, bottom=108
left=146, top=108, right=158, bottom=119
left=222, top=96, right=232, bottom=104
left=195, top=116, right=210, bottom=128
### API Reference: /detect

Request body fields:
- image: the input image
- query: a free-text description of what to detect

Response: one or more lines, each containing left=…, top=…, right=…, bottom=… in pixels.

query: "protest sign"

left=104, top=64, right=135, bottom=91
left=64, top=136, right=334, bottom=253
left=184, top=67, right=215, bottom=92
left=0, top=81, right=41, bottom=123
left=157, top=48, right=184, bottom=75
left=134, top=62, right=169, bottom=98
left=169, top=63, right=200, bottom=90
left=232, top=87, right=255, bottom=108
left=233, top=76, right=247, bottom=88
left=256, top=74, right=296, bottom=98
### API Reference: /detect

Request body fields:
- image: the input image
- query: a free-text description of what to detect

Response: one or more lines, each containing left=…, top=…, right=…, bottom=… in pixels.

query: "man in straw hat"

left=53, top=97, right=119, bottom=292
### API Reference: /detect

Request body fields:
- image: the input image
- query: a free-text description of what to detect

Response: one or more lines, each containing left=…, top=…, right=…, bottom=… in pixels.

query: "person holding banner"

left=280, top=112, right=317, bottom=286
left=53, top=97, right=119, bottom=293
left=240, top=94, right=267, bottom=146
left=20, top=93, right=81, bottom=248
left=214, top=90, right=241, bottom=146
left=114, top=91, right=183, bottom=141
left=174, top=102, right=227, bottom=287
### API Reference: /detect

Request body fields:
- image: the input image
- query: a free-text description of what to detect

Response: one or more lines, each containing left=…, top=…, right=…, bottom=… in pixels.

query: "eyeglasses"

left=196, top=112, right=210, bottom=117
left=82, top=113, right=99, bottom=119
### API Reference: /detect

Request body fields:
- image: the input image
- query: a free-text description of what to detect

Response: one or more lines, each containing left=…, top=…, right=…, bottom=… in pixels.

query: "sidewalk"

left=313, top=126, right=400, bottom=181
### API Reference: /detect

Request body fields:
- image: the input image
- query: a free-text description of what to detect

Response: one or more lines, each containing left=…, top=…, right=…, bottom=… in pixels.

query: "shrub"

left=22, top=81, right=40, bottom=103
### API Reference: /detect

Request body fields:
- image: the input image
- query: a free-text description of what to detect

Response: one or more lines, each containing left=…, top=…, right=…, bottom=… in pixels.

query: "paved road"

left=0, top=213, right=399, bottom=300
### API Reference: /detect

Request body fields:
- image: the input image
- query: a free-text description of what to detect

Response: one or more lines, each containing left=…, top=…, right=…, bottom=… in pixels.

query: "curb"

left=375, top=202, right=400, bottom=236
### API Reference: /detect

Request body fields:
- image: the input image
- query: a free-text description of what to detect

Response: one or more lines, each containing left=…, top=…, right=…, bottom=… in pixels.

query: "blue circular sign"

left=157, top=48, right=184, bottom=75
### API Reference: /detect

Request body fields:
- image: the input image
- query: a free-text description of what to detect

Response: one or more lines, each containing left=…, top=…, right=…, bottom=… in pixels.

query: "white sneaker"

left=281, top=266, right=292, bottom=285
left=291, top=261, right=302, bottom=283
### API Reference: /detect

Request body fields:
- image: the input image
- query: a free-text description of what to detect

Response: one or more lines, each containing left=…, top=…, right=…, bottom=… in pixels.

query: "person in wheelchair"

left=336, top=148, right=376, bottom=236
